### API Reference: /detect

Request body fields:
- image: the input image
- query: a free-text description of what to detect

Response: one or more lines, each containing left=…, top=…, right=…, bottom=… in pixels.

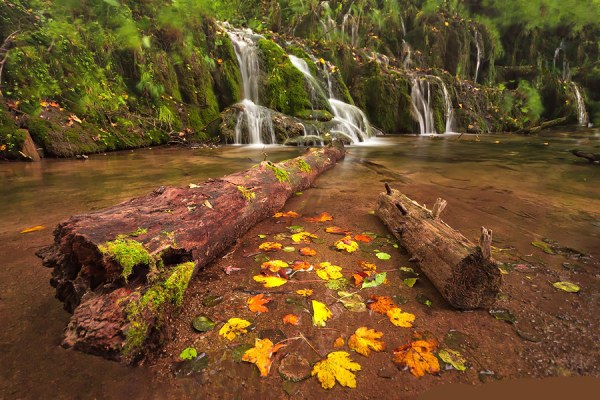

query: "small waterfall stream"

left=473, top=29, right=483, bottom=83
left=570, top=82, right=589, bottom=126
left=410, top=76, right=455, bottom=134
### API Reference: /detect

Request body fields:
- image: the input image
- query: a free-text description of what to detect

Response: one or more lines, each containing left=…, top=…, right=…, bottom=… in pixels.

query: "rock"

left=19, top=130, right=41, bottom=161
left=278, top=353, right=311, bottom=382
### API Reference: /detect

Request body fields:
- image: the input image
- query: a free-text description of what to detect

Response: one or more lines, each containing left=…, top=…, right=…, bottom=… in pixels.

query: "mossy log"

left=37, top=143, right=345, bottom=362
left=376, top=183, right=501, bottom=310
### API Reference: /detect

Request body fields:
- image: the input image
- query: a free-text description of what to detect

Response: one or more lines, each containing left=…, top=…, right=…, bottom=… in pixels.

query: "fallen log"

left=571, top=149, right=600, bottom=164
left=376, top=183, right=501, bottom=310
left=37, top=142, right=345, bottom=362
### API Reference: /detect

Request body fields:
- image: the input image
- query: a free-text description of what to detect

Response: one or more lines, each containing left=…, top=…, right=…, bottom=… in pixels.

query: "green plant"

left=237, top=185, right=256, bottom=201
left=266, top=162, right=290, bottom=183
left=98, top=237, right=153, bottom=282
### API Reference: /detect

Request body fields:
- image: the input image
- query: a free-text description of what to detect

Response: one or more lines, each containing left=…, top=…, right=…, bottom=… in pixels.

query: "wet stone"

left=278, top=353, right=311, bottom=382
left=258, top=328, right=286, bottom=344
left=202, top=295, right=224, bottom=307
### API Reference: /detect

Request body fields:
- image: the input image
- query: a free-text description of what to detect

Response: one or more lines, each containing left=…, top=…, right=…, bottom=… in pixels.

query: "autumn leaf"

left=552, top=281, right=580, bottom=293
left=242, top=338, right=286, bottom=377
left=354, top=234, right=373, bottom=243
left=352, top=272, right=367, bottom=287
left=393, top=337, right=440, bottom=377
left=358, top=261, right=377, bottom=271
left=334, top=236, right=359, bottom=253
left=367, top=296, right=397, bottom=314
left=291, top=260, right=312, bottom=271
left=438, top=349, right=467, bottom=371
left=300, top=247, right=317, bottom=256
left=333, top=337, right=345, bottom=348
left=312, top=300, right=332, bottom=327
left=311, top=351, right=361, bottom=389
left=19, top=225, right=45, bottom=234
left=305, top=212, right=333, bottom=222
left=325, top=226, right=351, bottom=235
left=296, top=289, right=313, bottom=297
left=259, top=242, right=283, bottom=252
left=387, top=307, right=415, bottom=328
left=361, top=272, right=387, bottom=288
left=291, top=231, right=317, bottom=243
left=274, top=211, right=300, bottom=218
left=316, top=262, right=344, bottom=281
left=283, top=314, right=300, bottom=326
left=247, top=293, right=271, bottom=313
left=253, top=275, right=288, bottom=288
left=219, top=317, right=251, bottom=341
left=261, top=260, right=288, bottom=273
left=348, top=327, right=385, bottom=357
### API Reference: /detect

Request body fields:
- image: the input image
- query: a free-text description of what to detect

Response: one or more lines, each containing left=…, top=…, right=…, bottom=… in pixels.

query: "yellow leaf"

left=291, top=231, right=317, bottom=243
left=334, top=236, right=359, bottom=253
left=273, top=211, right=300, bottom=218
left=358, top=261, right=377, bottom=271
left=325, top=226, right=351, bottom=235
left=19, top=225, right=45, bottom=234
left=242, top=338, right=286, bottom=377
left=261, top=260, right=288, bottom=273
left=348, top=327, right=385, bottom=357
left=296, top=289, right=313, bottom=297
left=333, top=336, right=345, bottom=348
left=247, top=293, right=271, bottom=313
left=258, top=242, right=283, bottom=252
left=393, top=338, right=440, bottom=377
left=305, top=212, right=333, bottom=222
left=311, top=351, right=361, bottom=389
left=387, top=307, right=415, bottom=328
left=283, top=313, right=300, bottom=325
left=316, top=262, right=343, bottom=281
left=253, top=275, right=288, bottom=288
left=312, top=300, right=332, bottom=327
left=219, top=317, right=251, bottom=341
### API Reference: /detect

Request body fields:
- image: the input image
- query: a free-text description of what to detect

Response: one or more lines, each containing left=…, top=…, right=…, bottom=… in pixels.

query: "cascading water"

left=570, top=82, right=589, bottom=126
left=473, top=29, right=483, bottom=83
left=411, top=77, right=435, bottom=134
left=434, top=77, right=455, bottom=133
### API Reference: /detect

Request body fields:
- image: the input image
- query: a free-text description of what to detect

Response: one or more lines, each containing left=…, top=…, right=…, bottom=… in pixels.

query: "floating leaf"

left=375, top=252, right=391, bottom=260
left=274, top=211, right=300, bottom=218
left=337, top=291, right=366, bottom=312
left=305, top=212, right=333, bottom=222
left=311, top=351, right=361, bottom=389
left=247, top=293, right=271, bottom=313
left=300, top=247, right=317, bottom=256
left=261, top=260, right=288, bottom=273
left=192, top=316, right=215, bottom=332
left=312, top=300, right=332, bottom=327
left=283, top=314, right=300, bottom=326
left=334, top=236, right=359, bottom=253
left=253, top=275, right=288, bottom=288
left=179, top=347, right=198, bottom=360
left=259, top=242, right=283, bottom=252
left=393, top=337, right=440, bottom=377
left=333, top=337, right=345, bottom=348
left=438, top=349, right=467, bottom=371
left=403, top=278, right=418, bottom=287
left=292, top=261, right=312, bottom=271
left=283, top=246, right=296, bottom=253
left=348, top=327, right=385, bottom=357
left=361, top=272, right=387, bottom=289
left=552, top=281, right=580, bottom=293
left=296, top=289, right=313, bottom=297
left=291, top=231, right=317, bottom=243
left=354, top=234, right=373, bottom=243
left=387, top=308, right=415, bottom=328
left=326, top=278, right=349, bottom=290
left=326, top=226, right=351, bottom=235
left=19, top=225, right=45, bottom=234
left=531, top=241, right=555, bottom=254
left=242, top=338, right=286, bottom=377
left=316, top=262, right=344, bottom=281
left=219, top=318, right=251, bottom=341
left=367, top=296, right=396, bottom=314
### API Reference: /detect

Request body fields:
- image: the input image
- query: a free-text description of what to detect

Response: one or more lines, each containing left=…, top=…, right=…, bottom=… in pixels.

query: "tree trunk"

left=376, top=183, right=501, bottom=310
left=37, top=143, right=345, bottom=362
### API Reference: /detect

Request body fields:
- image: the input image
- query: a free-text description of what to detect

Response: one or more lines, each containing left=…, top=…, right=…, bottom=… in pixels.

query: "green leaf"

left=531, top=241, right=555, bottom=254
left=325, top=278, right=349, bottom=290
left=287, top=225, right=304, bottom=233
left=179, top=347, right=198, bottom=360
left=192, top=316, right=215, bottom=332
left=403, top=278, right=418, bottom=288
left=375, top=252, right=391, bottom=260
left=438, top=349, right=467, bottom=371
left=258, top=234, right=267, bottom=239
left=361, top=272, right=387, bottom=289
left=337, top=291, right=366, bottom=312
left=552, top=281, right=580, bottom=293
left=283, top=246, right=296, bottom=253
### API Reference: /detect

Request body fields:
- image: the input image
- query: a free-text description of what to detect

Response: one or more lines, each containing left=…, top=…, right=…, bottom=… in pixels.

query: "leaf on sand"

left=259, top=242, right=283, bottom=252
left=552, top=281, right=580, bottom=293
left=438, top=349, right=467, bottom=371
left=296, top=289, right=313, bottom=297
left=367, top=295, right=397, bottom=314
left=20, top=225, right=45, bottom=234
left=261, top=260, right=288, bottom=273
left=358, top=261, right=377, bottom=271
left=325, top=226, right=351, bottom=235
left=247, top=293, right=271, bottom=313
left=300, top=247, right=317, bottom=256
left=375, top=252, right=391, bottom=260
left=179, top=347, right=197, bottom=360
left=354, top=234, right=373, bottom=243
left=316, top=262, right=343, bottom=281
left=348, top=327, right=385, bottom=357
left=325, top=277, right=349, bottom=290
left=283, top=246, right=296, bottom=253
left=393, top=337, right=440, bottom=377
left=337, top=291, right=366, bottom=312
left=219, top=318, right=251, bottom=341
left=403, top=278, right=418, bottom=287
left=312, top=300, right=332, bottom=327
left=333, top=337, right=345, bottom=348
left=291, top=231, right=318, bottom=243
left=311, top=351, right=361, bottom=389
left=531, top=241, right=555, bottom=254
left=274, top=211, right=300, bottom=218
left=283, top=314, right=300, bottom=326
left=305, top=212, right=333, bottom=223
left=253, top=275, right=288, bottom=288
left=242, top=338, right=286, bottom=377
left=334, top=236, right=359, bottom=253
left=361, top=272, right=387, bottom=288
left=292, top=260, right=313, bottom=271
left=386, top=307, right=415, bottom=327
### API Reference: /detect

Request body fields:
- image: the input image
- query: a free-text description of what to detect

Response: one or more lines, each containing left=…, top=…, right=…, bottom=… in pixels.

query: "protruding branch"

left=385, top=182, right=392, bottom=195
left=431, top=198, right=447, bottom=219
left=479, top=226, right=493, bottom=260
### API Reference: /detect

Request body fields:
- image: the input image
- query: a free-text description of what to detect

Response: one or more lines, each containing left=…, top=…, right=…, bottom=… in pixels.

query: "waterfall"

left=342, top=13, right=360, bottom=48
left=473, top=29, right=483, bottom=83
left=227, top=29, right=275, bottom=145
left=434, top=77, right=455, bottom=133
left=411, top=77, right=435, bottom=134
left=289, top=55, right=372, bottom=143
left=402, top=40, right=413, bottom=70
left=570, top=82, right=589, bottom=126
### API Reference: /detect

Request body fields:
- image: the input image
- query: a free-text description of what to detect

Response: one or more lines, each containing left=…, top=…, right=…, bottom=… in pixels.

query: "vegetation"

left=98, top=236, right=153, bottom=282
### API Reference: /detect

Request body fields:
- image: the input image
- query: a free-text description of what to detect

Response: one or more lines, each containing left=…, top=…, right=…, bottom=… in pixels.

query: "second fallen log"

left=376, top=183, right=501, bottom=310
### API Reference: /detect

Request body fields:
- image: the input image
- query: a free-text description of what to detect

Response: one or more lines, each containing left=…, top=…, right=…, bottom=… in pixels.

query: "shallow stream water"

left=1, top=129, right=598, bottom=398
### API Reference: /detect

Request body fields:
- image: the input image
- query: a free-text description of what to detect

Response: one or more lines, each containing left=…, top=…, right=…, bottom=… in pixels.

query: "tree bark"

left=37, top=143, right=345, bottom=362
left=376, top=184, right=501, bottom=310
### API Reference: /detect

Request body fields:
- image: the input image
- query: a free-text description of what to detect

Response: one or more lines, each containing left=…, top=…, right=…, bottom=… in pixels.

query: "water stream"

left=570, top=82, right=590, bottom=126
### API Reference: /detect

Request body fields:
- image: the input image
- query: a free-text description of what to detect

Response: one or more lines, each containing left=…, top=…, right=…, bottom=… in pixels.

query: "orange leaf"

left=274, top=211, right=300, bottom=218
left=325, top=226, right=351, bottom=235
left=367, top=295, right=397, bottom=314
left=283, top=314, right=300, bottom=325
left=352, top=273, right=365, bottom=287
left=300, top=247, right=317, bottom=256
left=291, top=260, right=312, bottom=271
left=354, top=234, right=373, bottom=243
left=258, top=242, right=282, bottom=252
left=358, top=261, right=377, bottom=271
left=19, top=225, right=45, bottom=234
left=348, top=327, right=385, bottom=357
left=393, top=337, right=440, bottom=377
left=305, top=212, right=333, bottom=222
left=242, top=338, right=286, bottom=377
left=247, top=293, right=271, bottom=313
left=261, top=260, right=288, bottom=273
left=296, top=289, right=313, bottom=297
left=333, top=336, right=345, bottom=348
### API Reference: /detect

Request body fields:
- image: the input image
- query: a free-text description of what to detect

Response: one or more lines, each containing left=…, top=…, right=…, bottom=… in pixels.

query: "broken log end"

left=431, top=197, right=447, bottom=219
left=384, top=182, right=392, bottom=195
left=479, top=226, right=493, bottom=261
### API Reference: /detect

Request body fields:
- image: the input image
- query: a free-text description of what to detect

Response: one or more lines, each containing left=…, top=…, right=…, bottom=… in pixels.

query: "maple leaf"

left=282, top=314, right=300, bottom=326
left=334, top=236, right=359, bottom=253
left=247, top=293, right=271, bottom=313
left=242, top=338, right=286, bottom=377
left=296, top=289, right=313, bottom=297
left=274, top=211, right=300, bottom=218
left=312, top=300, right=332, bottom=327
left=358, top=261, right=377, bottom=271
left=291, top=260, right=312, bottom=271
left=316, top=262, right=344, bottom=281
left=333, top=336, right=345, bottom=348
left=393, top=338, right=440, bottom=377
left=261, top=260, right=288, bottom=273
left=367, top=295, right=397, bottom=314
left=352, top=272, right=367, bottom=287
left=305, top=212, right=333, bottom=222
left=311, top=351, right=361, bottom=389
left=259, top=242, right=283, bottom=252
left=325, top=226, right=351, bottom=235
left=300, top=247, right=317, bottom=256
left=291, top=231, right=317, bottom=243
left=219, top=318, right=251, bottom=341
left=253, top=275, right=288, bottom=288
left=386, top=307, right=415, bottom=328
left=348, top=327, right=385, bottom=357
left=354, top=234, right=373, bottom=243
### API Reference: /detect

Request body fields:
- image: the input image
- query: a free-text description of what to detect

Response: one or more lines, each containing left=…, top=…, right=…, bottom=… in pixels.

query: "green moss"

left=0, top=110, right=25, bottom=159
left=266, top=161, right=290, bottom=183
left=163, top=261, right=195, bottom=306
left=128, top=228, right=148, bottom=237
left=237, top=185, right=256, bottom=201
left=98, top=237, right=152, bottom=282
left=296, top=159, right=312, bottom=173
